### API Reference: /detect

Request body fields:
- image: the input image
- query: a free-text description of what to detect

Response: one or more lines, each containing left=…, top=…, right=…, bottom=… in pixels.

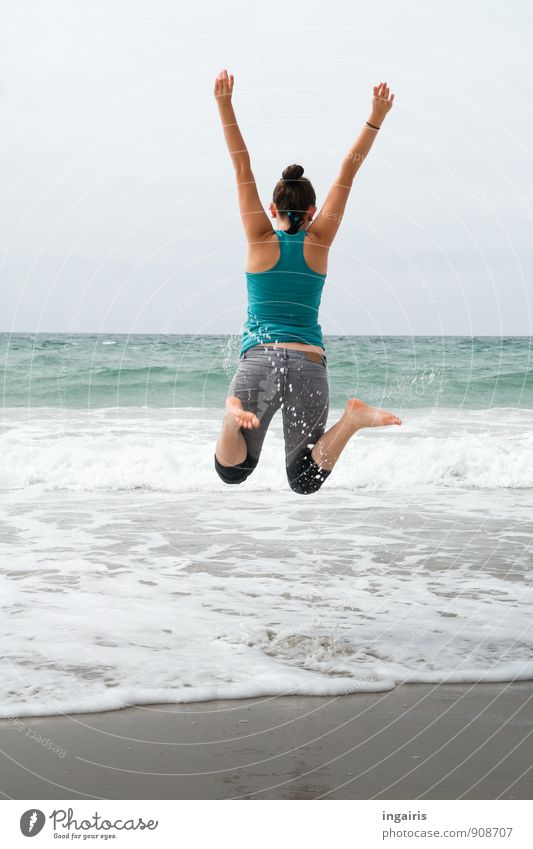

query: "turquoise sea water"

left=1, top=333, right=532, bottom=409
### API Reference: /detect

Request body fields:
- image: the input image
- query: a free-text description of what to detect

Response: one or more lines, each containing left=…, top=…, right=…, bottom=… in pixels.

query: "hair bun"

left=282, top=164, right=304, bottom=181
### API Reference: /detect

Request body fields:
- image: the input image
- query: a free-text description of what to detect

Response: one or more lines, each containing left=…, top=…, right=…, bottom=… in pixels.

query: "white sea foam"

left=1, top=406, right=533, bottom=492
left=1, top=406, right=532, bottom=718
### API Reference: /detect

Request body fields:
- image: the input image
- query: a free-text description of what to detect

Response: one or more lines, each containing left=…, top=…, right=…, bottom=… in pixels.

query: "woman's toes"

left=230, top=404, right=260, bottom=429
left=242, top=413, right=260, bottom=429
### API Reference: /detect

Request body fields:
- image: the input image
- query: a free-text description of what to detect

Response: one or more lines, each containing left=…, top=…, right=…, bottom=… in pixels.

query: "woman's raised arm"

left=308, top=82, right=395, bottom=247
left=214, top=69, right=273, bottom=243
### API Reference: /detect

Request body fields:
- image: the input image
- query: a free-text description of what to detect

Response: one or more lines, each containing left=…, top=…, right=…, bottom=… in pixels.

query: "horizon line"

left=1, top=332, right=532, bottom=339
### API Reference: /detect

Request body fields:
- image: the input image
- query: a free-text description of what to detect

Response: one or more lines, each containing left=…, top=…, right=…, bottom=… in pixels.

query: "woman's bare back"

left=245, top=228, right=329, bottom=276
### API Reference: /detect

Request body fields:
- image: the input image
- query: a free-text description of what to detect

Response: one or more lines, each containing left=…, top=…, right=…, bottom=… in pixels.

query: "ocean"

left=1, top=333, right=532, bottom=717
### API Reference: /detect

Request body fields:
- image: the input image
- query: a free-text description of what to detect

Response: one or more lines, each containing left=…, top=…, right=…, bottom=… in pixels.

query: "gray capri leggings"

left=214, top=345, right=332, bottom=495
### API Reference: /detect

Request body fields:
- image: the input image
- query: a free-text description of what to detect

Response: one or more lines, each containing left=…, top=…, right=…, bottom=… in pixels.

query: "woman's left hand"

left=214, top=69, right=234, bottom=105
left=370, top=81, right=395, bottom=124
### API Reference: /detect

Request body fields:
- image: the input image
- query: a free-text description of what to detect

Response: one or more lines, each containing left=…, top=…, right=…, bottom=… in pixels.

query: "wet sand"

left=1, top=682, right=532, bottom=799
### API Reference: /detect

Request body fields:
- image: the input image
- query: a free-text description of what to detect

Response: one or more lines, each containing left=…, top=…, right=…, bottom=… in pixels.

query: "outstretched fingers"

left=374, top=80, right=394, bottom=105
left=214, top=68, right=235, bottom=98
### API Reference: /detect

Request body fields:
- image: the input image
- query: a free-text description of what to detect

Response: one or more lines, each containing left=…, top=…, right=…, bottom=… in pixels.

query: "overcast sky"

left=1, top=0, right=532, bottom=336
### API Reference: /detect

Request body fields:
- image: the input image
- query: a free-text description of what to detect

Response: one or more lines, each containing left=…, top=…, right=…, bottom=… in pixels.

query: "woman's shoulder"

left=255, top=229, right=282, bottom=244
left=303, top=225, right=325, bottom=244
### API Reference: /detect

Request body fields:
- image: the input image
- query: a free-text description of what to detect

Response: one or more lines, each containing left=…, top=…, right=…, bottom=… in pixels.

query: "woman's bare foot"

left=344, top=398, right=402, bottom=430
left=309, top=397, right=402, bottom=472
left=225, top=395, right=260, bottom=430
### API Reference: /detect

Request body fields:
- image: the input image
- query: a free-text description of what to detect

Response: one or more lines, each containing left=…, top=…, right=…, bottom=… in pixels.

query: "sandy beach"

left=1, top=682, right=532, bottom=800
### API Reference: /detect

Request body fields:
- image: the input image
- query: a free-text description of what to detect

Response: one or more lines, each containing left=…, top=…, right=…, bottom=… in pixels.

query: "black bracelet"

left=366, top=121, right=381, bottom=130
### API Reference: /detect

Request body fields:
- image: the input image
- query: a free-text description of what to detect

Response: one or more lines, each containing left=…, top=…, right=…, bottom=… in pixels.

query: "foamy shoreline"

left=1, top=488, right=532, bottom=719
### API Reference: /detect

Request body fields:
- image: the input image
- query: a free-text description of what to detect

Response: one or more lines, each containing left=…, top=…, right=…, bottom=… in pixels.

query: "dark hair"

left=273, top=164, right=316, bottom=235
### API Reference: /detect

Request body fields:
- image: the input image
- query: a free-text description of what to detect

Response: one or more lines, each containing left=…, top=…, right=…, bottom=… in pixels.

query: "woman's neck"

left=276, top=220, right=307, bottom=233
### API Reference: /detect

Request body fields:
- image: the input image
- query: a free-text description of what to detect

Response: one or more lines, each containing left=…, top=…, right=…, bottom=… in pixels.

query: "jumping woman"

left=213, top=70, right=402, bottom=495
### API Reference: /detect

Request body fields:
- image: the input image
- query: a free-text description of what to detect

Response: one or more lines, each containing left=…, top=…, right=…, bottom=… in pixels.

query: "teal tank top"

left=240, top=228, right=327, bottom=356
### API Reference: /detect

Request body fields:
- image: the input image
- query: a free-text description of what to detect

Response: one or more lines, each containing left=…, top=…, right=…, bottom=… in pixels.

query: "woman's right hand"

left=214, top=69, right=234, bottom=106
left=369, top=81, right=395, bottom=126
